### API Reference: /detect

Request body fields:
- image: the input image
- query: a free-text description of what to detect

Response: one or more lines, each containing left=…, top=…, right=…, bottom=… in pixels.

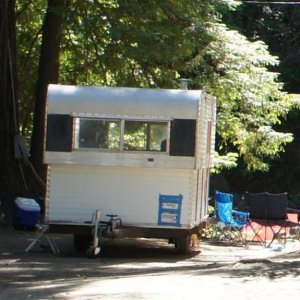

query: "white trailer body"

left=44, top=84, right=216, bottom=253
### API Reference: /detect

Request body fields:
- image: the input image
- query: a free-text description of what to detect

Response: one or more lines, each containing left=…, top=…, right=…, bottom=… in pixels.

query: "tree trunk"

left=0, top=0, right=31, bottom=218
left=30, top=0, right=68, bottom=183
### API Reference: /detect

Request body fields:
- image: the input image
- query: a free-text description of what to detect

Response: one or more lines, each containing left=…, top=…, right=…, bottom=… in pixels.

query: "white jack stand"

left=87, top=210, right=101, bottom=258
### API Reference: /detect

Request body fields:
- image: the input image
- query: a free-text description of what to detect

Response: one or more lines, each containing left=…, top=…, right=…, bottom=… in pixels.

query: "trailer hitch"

left=87, top=212, right=123, bottom=258
left=100, top=214, right=123, bottom=237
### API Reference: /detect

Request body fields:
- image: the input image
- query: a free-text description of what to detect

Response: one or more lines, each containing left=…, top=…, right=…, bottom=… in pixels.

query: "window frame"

left=74, top=116, right=170, bottom=154
left=123, top=120, right=170, bottom=153
left=74, top=117, right=122, bottom=151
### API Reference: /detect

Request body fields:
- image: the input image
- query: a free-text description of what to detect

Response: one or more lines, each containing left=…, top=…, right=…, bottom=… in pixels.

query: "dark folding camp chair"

left=245, top=192, right=294, bottom=247
left=212, top=191, right=250, bottom=246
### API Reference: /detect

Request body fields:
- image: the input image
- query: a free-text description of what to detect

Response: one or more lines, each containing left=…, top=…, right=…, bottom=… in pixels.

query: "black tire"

left=73, top=234, right=93, bottom=252
left=174, top=235, right=193, bottom=255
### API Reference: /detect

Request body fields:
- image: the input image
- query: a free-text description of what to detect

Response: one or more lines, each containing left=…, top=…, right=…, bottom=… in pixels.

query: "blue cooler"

left=13, top=197, right=41, bottom=229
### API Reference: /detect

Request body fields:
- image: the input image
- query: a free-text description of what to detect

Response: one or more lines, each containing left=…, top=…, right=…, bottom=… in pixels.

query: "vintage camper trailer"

left=44, top=84, right=216, bottom=254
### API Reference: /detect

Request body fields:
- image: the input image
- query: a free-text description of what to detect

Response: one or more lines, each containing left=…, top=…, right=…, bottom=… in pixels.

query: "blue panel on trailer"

left=158, top=194, right=183, bottom=227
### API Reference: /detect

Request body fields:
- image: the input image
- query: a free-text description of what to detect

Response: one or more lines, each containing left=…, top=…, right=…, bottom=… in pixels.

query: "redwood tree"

left=30, top=0, right=68, bottom=183
left=0, top=0, right=29, bottom=211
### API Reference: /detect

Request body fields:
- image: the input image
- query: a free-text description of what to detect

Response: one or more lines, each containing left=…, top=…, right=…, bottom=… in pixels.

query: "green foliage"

left=208, top=205, right=214, bottom=216
left=16, top=1, right=45, bottom=141
left=201, top=222, right=246, bottom=244
left=291, top=94, right=300, bottom=110
left=212, top=152, right=238, bottom=173
left=192, top=24, right=293, bottom=171
left=16, top=0, right=294, bottom=172
left=233, top=3, right=300, bottom=94
left=58, top=0, right=217, bottom=87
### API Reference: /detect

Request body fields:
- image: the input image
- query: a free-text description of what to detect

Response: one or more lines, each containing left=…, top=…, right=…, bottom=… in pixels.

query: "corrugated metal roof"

left=47, top=84, right=203, bottom=119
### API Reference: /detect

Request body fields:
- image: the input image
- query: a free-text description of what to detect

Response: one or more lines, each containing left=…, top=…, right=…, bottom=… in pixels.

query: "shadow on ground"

left=1, top=226, right=300, bottom=299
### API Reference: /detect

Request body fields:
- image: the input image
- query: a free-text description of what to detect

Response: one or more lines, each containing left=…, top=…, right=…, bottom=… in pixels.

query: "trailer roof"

left=47, top=84, right=203, bottom=119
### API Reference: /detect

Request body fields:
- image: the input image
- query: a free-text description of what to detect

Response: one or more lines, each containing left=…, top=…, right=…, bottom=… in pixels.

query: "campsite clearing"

left=1, top=226, right=300, bottom=299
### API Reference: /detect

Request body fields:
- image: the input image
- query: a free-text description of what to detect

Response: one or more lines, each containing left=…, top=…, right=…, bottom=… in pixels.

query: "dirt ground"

left=1, top=226, right=300, bottom=300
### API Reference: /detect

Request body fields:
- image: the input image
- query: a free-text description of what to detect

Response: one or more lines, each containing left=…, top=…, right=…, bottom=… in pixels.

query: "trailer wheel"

left=73, top=234, right=92, bottom=252
left=87, top=246, right=101, bottom=258
left=174, top=235, right=193, bottom=255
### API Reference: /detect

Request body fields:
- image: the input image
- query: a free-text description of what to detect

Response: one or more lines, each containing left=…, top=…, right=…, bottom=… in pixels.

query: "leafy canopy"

left=199, top=24, right=293, bottom=171
left=16, top=0, right=293, bottom=171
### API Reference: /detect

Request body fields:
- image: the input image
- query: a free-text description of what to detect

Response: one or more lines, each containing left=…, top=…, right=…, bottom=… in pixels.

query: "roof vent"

left=179, top=78, right=190, bottom=90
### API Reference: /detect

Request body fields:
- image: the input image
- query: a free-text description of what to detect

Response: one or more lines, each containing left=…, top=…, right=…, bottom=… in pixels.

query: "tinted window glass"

left=46, top=114, right=73, bottom=152
left=124, top=121, right=168, bottom=152
left=76, top=119, right=120, bottom=150
left=169, top=119, right=196, bottom=156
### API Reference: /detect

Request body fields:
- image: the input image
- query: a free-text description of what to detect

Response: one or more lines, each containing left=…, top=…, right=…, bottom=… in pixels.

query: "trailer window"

left=46, top=114, right=73, bottom=152
left=124, top=121, right=168, bottom=152
left=169, top=119, right=196, bottom=156
left=76, top=119, right=120, bottom=150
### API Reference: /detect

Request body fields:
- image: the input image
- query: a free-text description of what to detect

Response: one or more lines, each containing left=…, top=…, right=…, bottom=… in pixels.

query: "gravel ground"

left=1, top=226, right=300, bottom=300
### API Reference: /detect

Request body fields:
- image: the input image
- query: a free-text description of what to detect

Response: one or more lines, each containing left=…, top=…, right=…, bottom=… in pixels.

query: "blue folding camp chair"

left=212, top=191, right=250, bottom=246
